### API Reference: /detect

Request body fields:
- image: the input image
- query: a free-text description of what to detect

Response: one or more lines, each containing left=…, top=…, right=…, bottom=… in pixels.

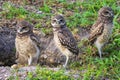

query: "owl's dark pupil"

left=104, top=11, right=109, bottom=14
left=60, top=20, right=63, bottom=22
left=53, top=20, right=56, bottom=23
left=22, top=27, right=27, bottom=29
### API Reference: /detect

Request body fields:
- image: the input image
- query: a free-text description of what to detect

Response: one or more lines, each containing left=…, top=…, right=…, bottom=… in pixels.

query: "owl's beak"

left=17, top=27, right=22, bottom=33
left=111, top=13, right=114, bottom=17
left=58, top=21, right=61, bottom=24
left=109, top=11, right=114, bottom=17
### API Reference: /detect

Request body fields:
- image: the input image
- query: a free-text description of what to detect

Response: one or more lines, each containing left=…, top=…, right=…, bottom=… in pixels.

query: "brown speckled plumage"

left=15, top=20, right=40, bottom=65
left=89, top=7, right=114, bottom=58
left=51, top=14, right=79, bottom=67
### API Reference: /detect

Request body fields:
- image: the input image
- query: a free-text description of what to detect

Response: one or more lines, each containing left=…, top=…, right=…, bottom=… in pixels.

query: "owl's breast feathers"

left=58, top=28, right=79, bottom=55
left=16, top=34, right=40, bottom=55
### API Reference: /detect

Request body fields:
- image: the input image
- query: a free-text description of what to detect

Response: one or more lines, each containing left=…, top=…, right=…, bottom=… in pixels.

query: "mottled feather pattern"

left=89, top=23, right=104, bottom=43
left=15, top=20, right=41, bottom=66
left=58, top=27, right=79, bottom=55
left=90, top=20, right=101, bottom=31
left=30, top=34, right=40, bottom=48
left=88, top=7, right=114, bottom=58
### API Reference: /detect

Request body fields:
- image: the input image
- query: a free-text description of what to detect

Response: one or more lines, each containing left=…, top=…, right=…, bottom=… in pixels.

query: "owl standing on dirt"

left=89, top=7, right=114, bottom=58
left=15, top=20, right=40, bottom=66
left=51, top=14, right=79, bottom=68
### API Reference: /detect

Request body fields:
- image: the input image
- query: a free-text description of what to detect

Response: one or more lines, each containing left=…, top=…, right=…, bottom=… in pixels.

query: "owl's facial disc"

left=51, top=18, right=66, bottom=27
left=99, top=7, right=114, bottom=18
left=102, top=10, right=113, bottom=17
left=17, top=26, right=29, bottom=34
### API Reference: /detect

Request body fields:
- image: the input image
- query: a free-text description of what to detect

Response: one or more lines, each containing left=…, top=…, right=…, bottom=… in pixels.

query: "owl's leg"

left=16, top=52, right=19, bottom=60
left=28, top=55, right=33, bottom=66
left=32, top=51, right=40, bottom=65
left=63, top=56, right=69, bottom=68
left=15, top=51, right=20, bottom=64
left=95, top=41, right=103, bottom=58
left=32, top=56, right=39, bottom=65
left=11, top=53, right=25, bottom=69
left=98, top=47, right=102, bottom=58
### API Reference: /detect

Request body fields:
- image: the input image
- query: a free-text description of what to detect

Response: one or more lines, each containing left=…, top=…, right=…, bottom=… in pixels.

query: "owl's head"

left=98, top=7, right=114, bottom=19
left=17, top=21, right=33, bottom=35
left=51, top=14, right=66, bottom=28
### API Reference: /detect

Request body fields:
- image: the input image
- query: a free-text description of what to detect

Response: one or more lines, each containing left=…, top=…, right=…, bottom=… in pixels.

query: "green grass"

left=26, top=67, right=73, bottom=80
left=8, top=67, right=74, bottom=80
left=1, top=0, right=120, bottom=80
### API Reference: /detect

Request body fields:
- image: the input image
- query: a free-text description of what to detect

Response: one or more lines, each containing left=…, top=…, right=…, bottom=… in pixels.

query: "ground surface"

left=0, top=0, right=120, bottom=80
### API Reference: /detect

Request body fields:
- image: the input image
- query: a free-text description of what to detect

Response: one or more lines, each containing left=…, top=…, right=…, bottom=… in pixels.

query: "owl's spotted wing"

left=30, top=34, right=40, bottom=48
left=89, top=23, right=104, bottom=43
left=90, top=20, right=101, bottom=32
left=58, top=28, right=79, bottom=55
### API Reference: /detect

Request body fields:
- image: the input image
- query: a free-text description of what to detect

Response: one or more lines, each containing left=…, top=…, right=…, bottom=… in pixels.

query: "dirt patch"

left=0, top=25, right=16, bottom=66
left=0, top=66, right=81, bottom=80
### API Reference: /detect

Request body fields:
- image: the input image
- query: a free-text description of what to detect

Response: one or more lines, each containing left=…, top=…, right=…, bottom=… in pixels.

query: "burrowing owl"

left=89, top=7, right=114, bottom=58
left=15, top=20, right=40, bottom=66
left=51, top=14, right=79, bottom=67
